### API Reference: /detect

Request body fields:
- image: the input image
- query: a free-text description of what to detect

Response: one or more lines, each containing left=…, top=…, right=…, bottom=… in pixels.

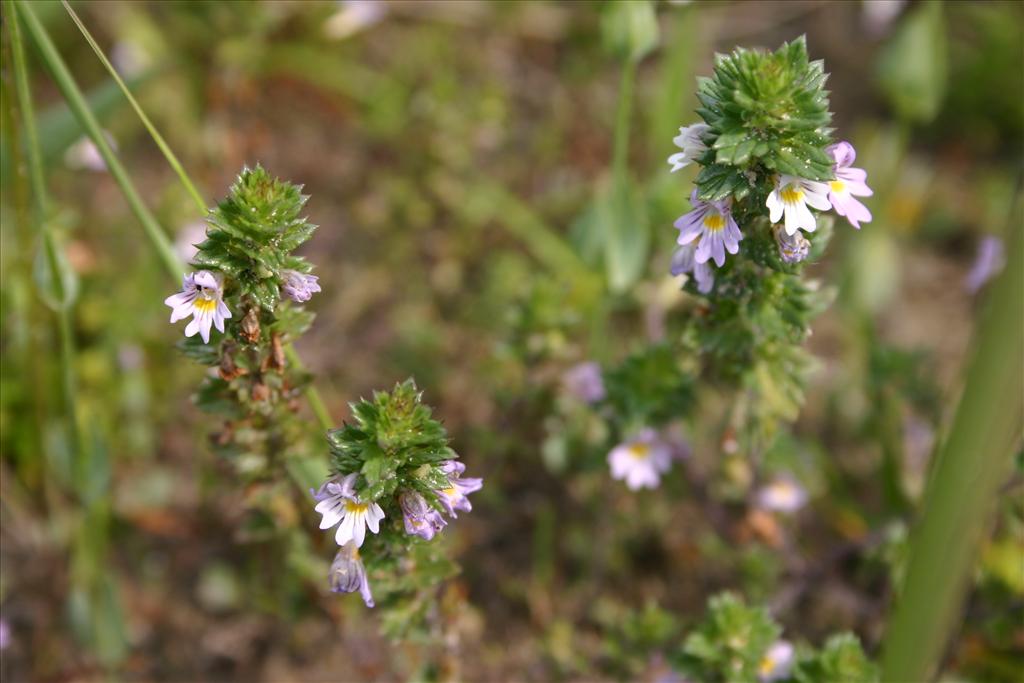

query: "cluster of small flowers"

left=163, top=267, right=320, bottom=343
left=310, top=460, right=482, bottom=607
left=668, top=125, right=874, bottom=291
left=563, top=354, right=813, bottom=505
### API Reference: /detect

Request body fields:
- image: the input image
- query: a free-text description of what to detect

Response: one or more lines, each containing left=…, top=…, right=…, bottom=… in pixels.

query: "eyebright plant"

left=164, top=165, right=320, bottom=481
left=313, top=380, right=482, bottom=638
left=669, top=592, right=878, bottom=683
left=163, top=167, right=481, bottom=639
left=581, top=37, right=874, bottom=492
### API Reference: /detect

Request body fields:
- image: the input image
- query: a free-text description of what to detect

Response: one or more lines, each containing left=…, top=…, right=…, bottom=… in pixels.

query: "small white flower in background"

left=312, top=473, right=385, bottom=548
left=667, top=123, right=710, bottom=172
left=767, top=175, right=832, bottom=235
left=324, top=0, right=387, bottom=40
left=670, top=243, right=714, bottom=294
left=164, top=271, right=231, bottom=344
left=562, top=361, right=606, bottom=403
left=608, top=428, right=674, bottom=490
left=965, top=236, right=1005, bottom=294
left=756, top=476, right=809, bottom=514
left=862, top=0, right=906, bottom=36
left=111, top=40, right=153, bottom=78
left=64, top=132, right=117, bottom=172
left=758, top=640, right=795, bottom=682
left=173, top=220, right=208, bottom=264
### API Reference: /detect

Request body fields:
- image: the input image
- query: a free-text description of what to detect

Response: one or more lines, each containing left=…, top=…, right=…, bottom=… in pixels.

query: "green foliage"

left=677, top=592, right=781, bottom=682
left=795, top=633, right=878, bottom=683
left=695, top=35, right=834, bottom=197
left=195, top=164, right=317, bottom=311
left=877, top=2, right=947, bottom=124
left=603, top=344, right=694, bottom=427
left=327, top=379, right=456, bottom=502
left=671, top=593, right=877, bottom=683
left=600, top=0, right=659, bottom=64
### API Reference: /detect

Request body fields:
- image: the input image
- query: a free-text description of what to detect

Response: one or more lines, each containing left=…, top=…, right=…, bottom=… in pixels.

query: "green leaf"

left=877, top=1, right=947, bottom=123
left=601, top=0, right=659, bottom=63
left=601, top=175, right=650, bottom=293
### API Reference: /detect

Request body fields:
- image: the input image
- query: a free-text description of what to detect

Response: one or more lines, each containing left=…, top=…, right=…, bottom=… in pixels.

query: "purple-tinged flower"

left=563, top=361, right=606, bottom=403
left=399, top=490, right=448, bottom=541
left=965, top=236, right=1005, bottom=294
left=0, top=618, right=9, bottom=650
left=675, top=190, right=743, bottom=267
left=435, top=460, right=483, bottom=518
left=773, top=224, right=811, bottom=264
left=755, top=476, right=808, bottom=514
left=329, top=542, right=374, bottom=608
left=281, top=269, right=321, bottom=303
left=608, top=428, right=673, bottom=490
left=312, top=473, right=385, bottom=547
left=767, top=175, right=832, bottom=235
left=164, top=271, right=231, bottom=344
left=826, top=142, right=873, bottom=229
left=758, top=640, right=795, bottom=682
left=670, top=243, right=714, bottom=294
left=667, top=123, right=710, bottom=172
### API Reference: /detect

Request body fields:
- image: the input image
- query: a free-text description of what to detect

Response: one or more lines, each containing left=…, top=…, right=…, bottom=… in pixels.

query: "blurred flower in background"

left=965, top=236, right=1006, bottom=294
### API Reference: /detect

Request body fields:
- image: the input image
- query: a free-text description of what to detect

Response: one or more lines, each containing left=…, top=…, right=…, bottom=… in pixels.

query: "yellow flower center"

left=344, top=501, right=368, bottom=514
left=628, top=443, right=651, bottom=460
left=829, top=180, right=845, bottom=193
left=194, top=297, right=217, bottom=313
left=442, top=487, right=458, bottom=498
left=780, top=185, right=803, bottom=204
left=703, top=213, right=726, bottom=232
left=759, top=657, right=776, bottom=676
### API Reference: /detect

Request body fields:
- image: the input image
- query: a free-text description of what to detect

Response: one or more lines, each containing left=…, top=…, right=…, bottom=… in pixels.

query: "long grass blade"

left=60, top=0, right=207, bottom=214
left=880, top=210, right=1024, bottom=680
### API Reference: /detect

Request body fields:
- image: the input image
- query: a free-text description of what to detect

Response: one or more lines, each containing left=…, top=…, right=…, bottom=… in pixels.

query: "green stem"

left=880, top=219, right=1023, bottom=680
left=285, top=344, right=332, bottom=433
left=8, top=0, right=83, bottom=459
left=16, top=0, right=182, bottom=280
left=18, top=0, right=335, bottom=433
left=612, top=62, right=636, bottom=179
left=60, top=0, right=207, bottom=214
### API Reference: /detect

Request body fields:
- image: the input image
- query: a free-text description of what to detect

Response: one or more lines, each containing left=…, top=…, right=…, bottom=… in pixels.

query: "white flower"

left=758, top=640, right=795, bottom=682
left=312, top=474, right=385, bottom=548
left=766, top=175, right=831, bottom=235
left=608, top=429, right=674, bottom=490
left=667, top=123, right=710, bottom=172
left=756, top=476, right=809, bottom=514
left=64, top=132, right=116, bottom=172
left=173, top=220, right=208, bottom=264
left=163, top=271, right=231, bottom=344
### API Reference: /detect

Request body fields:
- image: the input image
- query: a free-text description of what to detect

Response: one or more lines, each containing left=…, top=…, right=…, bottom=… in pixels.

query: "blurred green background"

left=1, top=1, right=1021, bottom=681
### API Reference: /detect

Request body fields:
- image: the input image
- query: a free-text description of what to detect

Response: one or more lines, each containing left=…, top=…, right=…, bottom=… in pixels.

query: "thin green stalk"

left=16, top=0, right=182, bottom=280
left=18, top=0, right=335, bottom=432
left=285, top=344, right=333, bottom=433
left=7, top=0, right=82, bottom=458
left=611, top=62, right=636, bottom=179
left=880, top=219, right=1023, bottom=681
left=60, top=0, right=207, bottom=214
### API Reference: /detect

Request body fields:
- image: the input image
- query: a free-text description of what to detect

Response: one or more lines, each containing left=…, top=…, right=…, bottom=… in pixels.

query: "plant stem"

left=16, top=0, right=182, bottom=280
left=18, top=0, right=335, bottom=433
left=880, top=217, right=1023, bottom=680
left=60, top=0, right=207, bottom=214
left=7, top=0, right=83, bottom=459
left=612, top=62, right=636, bottom=179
